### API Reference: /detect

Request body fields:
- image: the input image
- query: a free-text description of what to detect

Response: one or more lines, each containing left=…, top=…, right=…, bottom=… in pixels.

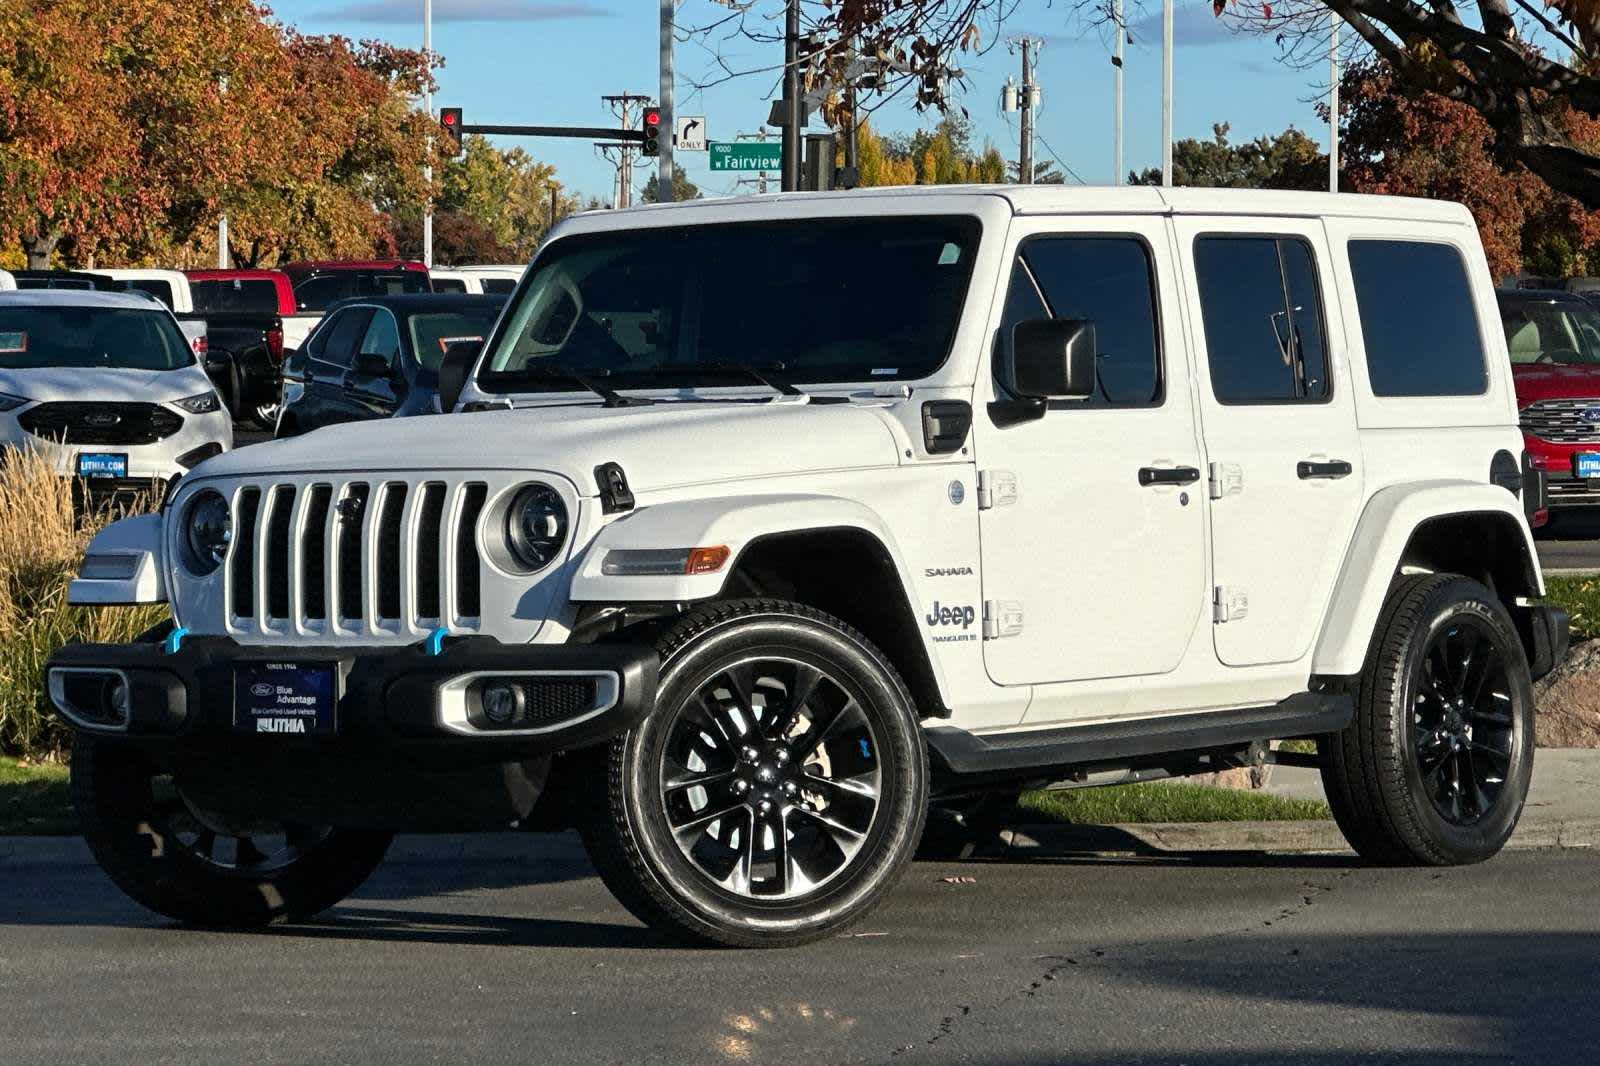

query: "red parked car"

left=1499, top=287, right=1600, bottom=527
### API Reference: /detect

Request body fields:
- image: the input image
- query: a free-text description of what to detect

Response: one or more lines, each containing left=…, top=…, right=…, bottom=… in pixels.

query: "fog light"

left=481, top=681, right=524, bottom=725
left=105, top=676, right=130, bottom=720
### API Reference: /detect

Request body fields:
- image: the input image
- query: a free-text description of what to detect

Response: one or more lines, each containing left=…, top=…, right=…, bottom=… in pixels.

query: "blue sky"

left=267, top=0, right=1340, bottom=200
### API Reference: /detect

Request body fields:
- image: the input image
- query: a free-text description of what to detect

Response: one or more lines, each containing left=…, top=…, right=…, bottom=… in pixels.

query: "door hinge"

left=977, top=470, right=1017, bottom=510
left=1213, top=586, right=1249, bottom=624
left=1208, top=462, right=1244, bottom=500
left=982, top=599, right=1024, bottom=640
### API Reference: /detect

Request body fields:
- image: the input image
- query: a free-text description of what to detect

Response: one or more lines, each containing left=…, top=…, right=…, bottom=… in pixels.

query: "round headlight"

left=183, top=490, right=232, bottom=575
left=505, top=483, right=568, bottom=572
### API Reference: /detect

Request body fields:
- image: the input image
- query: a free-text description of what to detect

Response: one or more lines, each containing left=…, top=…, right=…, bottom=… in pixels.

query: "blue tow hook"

left=164, top=626, right=189, bottom=654
left=423, top=627, right=449, bottom=656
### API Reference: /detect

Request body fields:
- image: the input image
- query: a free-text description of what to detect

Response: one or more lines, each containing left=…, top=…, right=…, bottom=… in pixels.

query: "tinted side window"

left=127, top=279, right=175, bottom=307
left=1349, top=240, right=1487, bottom=397
left=432, top=277, right=468, bottom=294
left=359, top=310, right=401, bottom=362
left=481, top=278, right=517, bottom=295
left=997, top=236, right=1162, bottom=407
left=295, top=274, right=353, bottom=312
left=1194, top=236, right=1329, bottom=404
left=318, top=308, right=374, bottom=369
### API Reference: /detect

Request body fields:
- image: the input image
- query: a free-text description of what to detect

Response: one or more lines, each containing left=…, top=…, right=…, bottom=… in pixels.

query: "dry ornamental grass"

left=0, top=449, right=167, bottom=758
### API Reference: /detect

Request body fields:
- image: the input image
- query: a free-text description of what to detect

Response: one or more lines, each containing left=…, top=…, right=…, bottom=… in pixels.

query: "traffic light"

left=439, top=107, right=463, bottom=156
left=641, top=106, right=661, bottom=157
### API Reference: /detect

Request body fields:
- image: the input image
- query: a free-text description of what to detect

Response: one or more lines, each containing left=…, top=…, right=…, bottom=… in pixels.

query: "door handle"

left=1138, top=465, right=1201, bottom=487
left=1297, top=459, right=1353, bottom=480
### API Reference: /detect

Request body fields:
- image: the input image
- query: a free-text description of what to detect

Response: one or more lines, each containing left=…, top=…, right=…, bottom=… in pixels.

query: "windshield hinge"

left=977, top=470, right=1018, bottom=510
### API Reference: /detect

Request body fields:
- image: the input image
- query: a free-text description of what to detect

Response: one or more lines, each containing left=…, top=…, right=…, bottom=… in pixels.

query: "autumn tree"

left=1127, top=123, right=1326, bottom=189
left=640, top=164, right=702, bottom=204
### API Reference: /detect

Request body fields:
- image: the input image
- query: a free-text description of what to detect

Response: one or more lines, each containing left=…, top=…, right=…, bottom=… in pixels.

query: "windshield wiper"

left=509, top=368, right=652, bottom=408
left=645, top=363, right=805, bottom=400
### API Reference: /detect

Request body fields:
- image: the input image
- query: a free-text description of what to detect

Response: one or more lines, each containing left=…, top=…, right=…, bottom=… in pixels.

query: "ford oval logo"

left=250, top=682, right=275, bottom=698
left=83, top=412, right=121, bottom=427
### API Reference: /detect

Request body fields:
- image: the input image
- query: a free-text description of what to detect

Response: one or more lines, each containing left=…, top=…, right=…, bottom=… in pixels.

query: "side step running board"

left=925, top=692, right=1350, bottom=778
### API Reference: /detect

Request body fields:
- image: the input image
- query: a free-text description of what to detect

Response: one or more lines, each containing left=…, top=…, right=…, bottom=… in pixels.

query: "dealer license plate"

left=233, top=661, right=338, bottom=735
left=76, top=452, right=127, bottom=478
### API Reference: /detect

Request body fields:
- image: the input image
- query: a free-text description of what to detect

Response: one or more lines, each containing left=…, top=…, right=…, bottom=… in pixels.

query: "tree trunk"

left=23, top=232, right=59, bottom=270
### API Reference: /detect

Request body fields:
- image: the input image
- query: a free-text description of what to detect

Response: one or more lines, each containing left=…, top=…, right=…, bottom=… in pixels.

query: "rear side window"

left=1348, top=240, right=1487, bottom=396
left=1194, top=236, right=1329, bottom=404
left=481, top=278, right=517, bottom=295
left=432, top=277, right=468, bottom=294
left=997, top=236, right=1162, bottom=407
left=294, top=274, right=354, bottom=312
left=316, top=308, right=374, bottom=368
left=126, top=279, right=174, bottom=308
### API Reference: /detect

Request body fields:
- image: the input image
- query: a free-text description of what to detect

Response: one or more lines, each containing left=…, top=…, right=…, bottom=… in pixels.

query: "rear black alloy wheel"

left=72, top=737, right=392, bottom=927
left=1412, top=617, right=1516, bottom=826
left=250, top=398, right=280, bottom=431
left=581, top=599, right=928, bottom=947
left=1321, top=574, right=1534, bottom=866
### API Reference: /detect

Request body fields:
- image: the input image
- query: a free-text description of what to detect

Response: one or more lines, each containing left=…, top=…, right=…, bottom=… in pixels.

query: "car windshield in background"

left=479, top=216, right=981, bottom=391
left=1502, top=299, right=1600, bottom=365
left=193, top=279, right=279, bottom=314
left=294, top=271, right=430, bottom=313
left=409, top=309, right=503, bottom=371
left=0, top=307, right=193, bottom=370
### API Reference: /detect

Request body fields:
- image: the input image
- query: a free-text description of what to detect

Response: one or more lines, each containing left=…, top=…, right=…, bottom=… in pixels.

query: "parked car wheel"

left=249, top=397, right=280, bottom=431
left=1320, top=574, right=1535, bottom=866
left=580, top=599, right=928, bottom=948
left=71, top=736, right=392, bottom=926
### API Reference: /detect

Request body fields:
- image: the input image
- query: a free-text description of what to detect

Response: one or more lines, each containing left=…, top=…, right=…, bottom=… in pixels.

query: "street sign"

left=675, top=115, right=708, bottom=152
left=708, top=141, right=782, bottom=172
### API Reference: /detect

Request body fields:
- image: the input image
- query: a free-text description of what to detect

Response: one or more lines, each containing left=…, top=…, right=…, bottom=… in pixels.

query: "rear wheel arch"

left=1399, top=511, right=1540, bottom=602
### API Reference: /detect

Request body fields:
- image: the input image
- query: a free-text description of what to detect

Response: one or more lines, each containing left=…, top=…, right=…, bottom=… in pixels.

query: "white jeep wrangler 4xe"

left=49, top=187, right=1568, bottom=948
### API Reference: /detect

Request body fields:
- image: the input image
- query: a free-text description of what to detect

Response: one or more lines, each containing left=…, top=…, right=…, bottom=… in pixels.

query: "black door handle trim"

left=1139, top=465, right=1201, bottom=487
left=1298, top=459, right=1353, bottom=480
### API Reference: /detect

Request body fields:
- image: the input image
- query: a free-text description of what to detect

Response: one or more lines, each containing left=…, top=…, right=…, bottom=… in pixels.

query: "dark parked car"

left=11, top=270, right=124, bottom=291
left=275, top=293, right=504, bottom=437
left=186, top=270, right=292, bottom=429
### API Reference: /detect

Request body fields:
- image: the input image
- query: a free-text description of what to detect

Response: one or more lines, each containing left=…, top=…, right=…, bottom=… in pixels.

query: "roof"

left=279, top=259, right=428, bottom=275
left=324, top=293, right=506, bottom=314
left=594, top=184, right=1475, bottom=226
left=0, top=289, right=173, bottom=310
left=101, top=268, right=187, bottom=281
left=1498, top=287, right=1591, bottom=306
left=185, top=268, right=290, bottom=282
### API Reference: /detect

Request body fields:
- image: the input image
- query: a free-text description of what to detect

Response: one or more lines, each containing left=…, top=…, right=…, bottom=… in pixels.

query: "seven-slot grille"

left=1519, top=398, right=1600, bottom=444
left=224, top=477, right=488, bottom=638
left=19, top=401, right=183, bottom=445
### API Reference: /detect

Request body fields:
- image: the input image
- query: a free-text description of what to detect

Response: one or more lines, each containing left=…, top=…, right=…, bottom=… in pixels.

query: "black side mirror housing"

left=351, top=351, right=393, bottom=378
left=1012, top=318, right=1096, bottom=400
left=438, top=339, right=483, bottom=413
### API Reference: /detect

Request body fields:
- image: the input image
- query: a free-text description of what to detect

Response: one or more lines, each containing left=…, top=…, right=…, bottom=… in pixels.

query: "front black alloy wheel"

left=1321, top=573, right=1535, bottom=866
left=581, top=599, right=928, bottom=947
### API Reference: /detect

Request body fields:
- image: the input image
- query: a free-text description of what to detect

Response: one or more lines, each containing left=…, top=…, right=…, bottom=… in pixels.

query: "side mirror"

left=1011, top=318, right=1096, bottom=400
left=351, top=351, right=393, bottom=378
left=438, top=339, right=483, bottom=413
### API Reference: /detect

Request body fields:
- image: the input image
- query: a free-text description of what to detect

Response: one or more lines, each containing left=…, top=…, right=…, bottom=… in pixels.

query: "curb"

left=3, top=818, right=1595, bottom=869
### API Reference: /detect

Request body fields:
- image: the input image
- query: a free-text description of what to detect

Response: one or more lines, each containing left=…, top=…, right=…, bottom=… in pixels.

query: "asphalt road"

left=4, top=842, right=1598, bottom=1065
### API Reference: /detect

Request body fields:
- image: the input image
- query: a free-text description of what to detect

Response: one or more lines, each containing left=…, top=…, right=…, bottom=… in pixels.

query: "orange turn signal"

left=685, top=545, right=731, bottom=575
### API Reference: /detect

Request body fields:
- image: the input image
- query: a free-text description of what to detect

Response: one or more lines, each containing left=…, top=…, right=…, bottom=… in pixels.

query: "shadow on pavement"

left=265, top=905, right=666, bottom=951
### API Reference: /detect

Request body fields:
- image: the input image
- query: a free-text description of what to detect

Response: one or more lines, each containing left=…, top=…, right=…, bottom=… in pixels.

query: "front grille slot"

left=415, top=483, right=446, bottom=621
left=456, top=483, right=487, bottom=619
left=375, top=483, right=408, bottom=621
left=265, top=485, right=296, bottom=620
left=1521, top=398, right=1600, bottom=444
left=336, top=484, right=370, bottom=624
left=19, top=402, right=183, bottom=445
left=230, top=488, right=262, bottom=618
left=301, top=485, right=332, bottom=621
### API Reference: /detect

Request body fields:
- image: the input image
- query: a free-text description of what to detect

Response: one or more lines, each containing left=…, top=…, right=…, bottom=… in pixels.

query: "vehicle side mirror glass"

left=1010, top=318, right=1096, bottom=401
left=438, top=339, right=483, bottom=413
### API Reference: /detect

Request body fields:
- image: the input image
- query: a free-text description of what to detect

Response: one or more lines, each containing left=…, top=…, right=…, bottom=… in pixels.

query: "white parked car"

left=0, top=269, right=15, bottom=291
left=429, top=264, right=523, bottom=296
left=98, top=268, right=194, bottom=312
left=0, top=290, right=231, bottom=494
left=48, top=187, right=1565, bottom=948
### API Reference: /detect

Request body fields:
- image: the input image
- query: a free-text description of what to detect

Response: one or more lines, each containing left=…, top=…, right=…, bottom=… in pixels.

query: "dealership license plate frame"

left=76, top=452, right=128, bottom=479
left=233, top=661, right=340, bottom=735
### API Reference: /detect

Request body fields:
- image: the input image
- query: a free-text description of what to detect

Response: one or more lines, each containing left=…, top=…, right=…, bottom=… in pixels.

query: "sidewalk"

left=4, top=750, right=1596, bottom=867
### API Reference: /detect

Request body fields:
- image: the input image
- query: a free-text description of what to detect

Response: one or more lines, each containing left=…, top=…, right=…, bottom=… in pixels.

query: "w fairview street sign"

left=708, top=142, right=781, bottom=172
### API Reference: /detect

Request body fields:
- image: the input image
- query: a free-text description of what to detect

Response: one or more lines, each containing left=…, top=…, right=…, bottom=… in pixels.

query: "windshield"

left=479, top=216, right=981, bottom=392
left=409, top=309, right=503, bottom=370
left=1502, top=300, right=1600, bottom=365
left=0, top=306, right=194, bottom=370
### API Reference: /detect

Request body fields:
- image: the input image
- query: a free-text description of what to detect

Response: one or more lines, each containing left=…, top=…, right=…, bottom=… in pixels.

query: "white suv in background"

left=430, top=264, right=523, bottom=296
left=48, top=187, right=1566, bottom=948
left=0, top=290, right=231, bottom=494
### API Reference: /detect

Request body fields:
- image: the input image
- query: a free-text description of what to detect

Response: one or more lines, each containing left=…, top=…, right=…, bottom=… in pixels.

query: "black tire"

left=1320, top=573, right=1535, bottom=866
left=249, top=396, right=279, bottom=432
left=71, top=736, right=392, bottom=927
left=226, top=362, right=244, bottom=423
left=579, top=599, right=929, bottom=948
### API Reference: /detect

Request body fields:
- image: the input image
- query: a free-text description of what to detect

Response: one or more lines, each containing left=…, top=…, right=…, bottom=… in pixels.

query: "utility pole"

left=601, top=92, right=649, bottom=208
left=422, top=0, right=433, bottom=267
left=658, top=0, right=675, bottom=202
left=781, top=0, right=800, bottom=192
left=1329, top=13, right=1339, bottom=193
left=1113, top=0, right=1124, bottom=185
left=1162, top=0, right=1173, bottom=187
left=1019, top=39, right=1036, bottom=184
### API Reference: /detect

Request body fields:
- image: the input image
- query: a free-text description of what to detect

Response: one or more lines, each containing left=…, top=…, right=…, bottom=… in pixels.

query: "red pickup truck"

left=1499, top=287, right=1600, bottom=528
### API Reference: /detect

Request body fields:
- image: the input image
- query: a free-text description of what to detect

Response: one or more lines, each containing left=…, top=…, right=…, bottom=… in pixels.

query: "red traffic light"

left=643, top=107, right=661, bottom=127
left=439, top=107, right=463, bottom=156
left=441, top=111, right=457, bottom=127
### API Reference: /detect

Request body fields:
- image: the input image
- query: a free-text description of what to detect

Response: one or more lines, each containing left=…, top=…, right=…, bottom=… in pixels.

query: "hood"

left=1511, top=363, right=1600, bottom=405
left=193, top=399, right=905, bottom=493
left=0, top=364, right=210, bottom=404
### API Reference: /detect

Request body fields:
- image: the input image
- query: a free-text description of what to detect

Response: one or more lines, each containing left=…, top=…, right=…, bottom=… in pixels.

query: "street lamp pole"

left=1161, top=0, right=1173, bottom=187
left=1329, top=13, right=1340, bottom=193
left=422, top=0, right=434, bottom=268
left=658, top=0, right=675, bottom=202
left=1113, top=0, right=1124, bottom=185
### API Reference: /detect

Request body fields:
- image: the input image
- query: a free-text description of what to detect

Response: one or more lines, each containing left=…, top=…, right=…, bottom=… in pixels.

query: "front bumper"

left=45, top=635, right=658, bottom=830
left=1, top=408, right=232, bottom=484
